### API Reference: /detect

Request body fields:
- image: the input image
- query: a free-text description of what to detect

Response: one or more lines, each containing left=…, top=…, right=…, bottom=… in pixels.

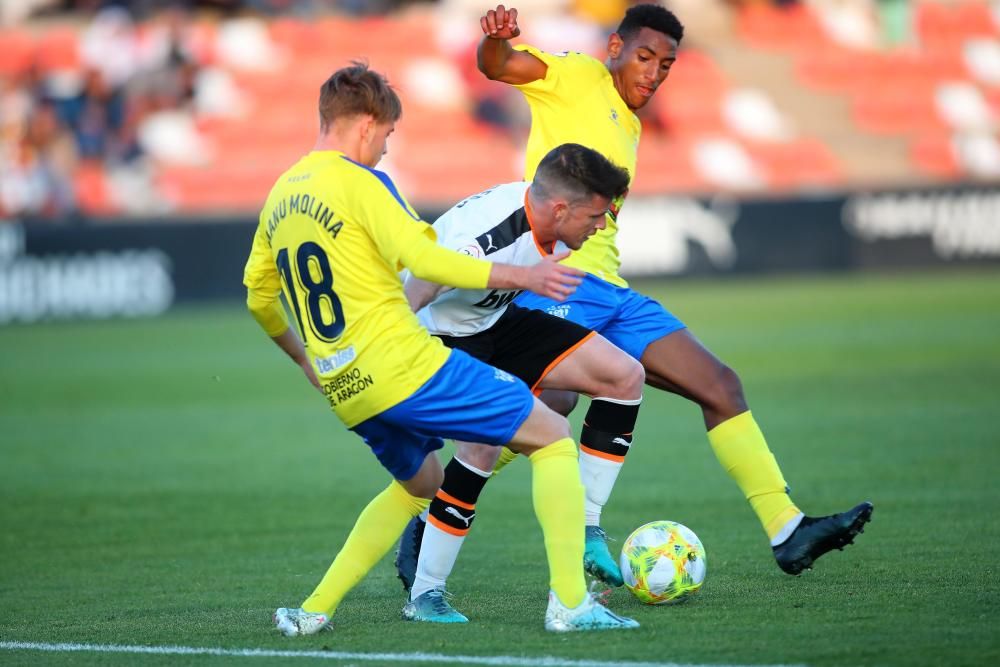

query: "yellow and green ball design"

left=619, top=520, right=707, bottom=605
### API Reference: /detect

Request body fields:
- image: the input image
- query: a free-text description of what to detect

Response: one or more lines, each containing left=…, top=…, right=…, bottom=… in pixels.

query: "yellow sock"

left=707, top=411, right=801, bottom=541
left=492, top=446, right=519, bottom=474
left=301, top=481, right=429, bottom=615
left=528, top=437, right=586, bottom=608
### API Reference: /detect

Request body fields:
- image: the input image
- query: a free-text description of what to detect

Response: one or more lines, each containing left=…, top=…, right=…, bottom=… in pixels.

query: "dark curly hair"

left=617, top=4, right=684, bottom=44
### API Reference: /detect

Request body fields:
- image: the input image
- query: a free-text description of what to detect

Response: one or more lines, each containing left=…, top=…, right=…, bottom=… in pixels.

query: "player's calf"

left=407, top=455, right=493, bottom=600
left=577, top=395, right=642, bottom=587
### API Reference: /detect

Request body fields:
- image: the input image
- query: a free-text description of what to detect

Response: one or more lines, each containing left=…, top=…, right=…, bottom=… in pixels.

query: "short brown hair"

left=533, top=143, right=631, bottom=203
left=318, top=62, right=402, bottom=132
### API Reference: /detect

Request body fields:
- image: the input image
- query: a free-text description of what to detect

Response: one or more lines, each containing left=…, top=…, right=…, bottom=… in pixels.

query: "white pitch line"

left=0, top=641, right=805, bottom=667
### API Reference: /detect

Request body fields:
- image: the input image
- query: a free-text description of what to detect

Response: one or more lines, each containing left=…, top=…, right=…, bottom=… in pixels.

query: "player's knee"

left=613, top=357, right=645, bottom=400
left=398, top=451, right=445, bottom=499
left=455, top=443, right=501, bottom=472
left=709, top=364, right=747, bottom=417
left=400, top=467, right=442, bottom=500
left=540, top=389, right=579, bottom=416
left=537, top=406, right=572, bottom=444
left=509, top=404, right=572, bottom=456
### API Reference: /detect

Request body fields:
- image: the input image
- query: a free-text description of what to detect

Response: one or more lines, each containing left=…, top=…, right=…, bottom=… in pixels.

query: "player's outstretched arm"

left=402, top=234, right=581, bottom=302
left=488, top=250, right=582, bottom=302
left=404, top=274, right=452, bottom=312
left=477, top=4, right=546, bottom=84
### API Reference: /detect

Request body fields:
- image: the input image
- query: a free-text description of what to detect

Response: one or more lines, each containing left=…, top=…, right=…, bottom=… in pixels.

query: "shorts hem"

left=496, top=392, right=535, bottom=447
left=631, top=323, right=688, bottom=360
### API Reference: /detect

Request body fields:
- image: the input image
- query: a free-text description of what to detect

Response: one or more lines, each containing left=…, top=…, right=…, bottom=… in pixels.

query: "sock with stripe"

left=302, top=481, right=429, bottom=616
left=579, top=396, right=642, bottom=526
left=409, top=457, right=492, bottom=601
left=707, top=411, right=802, bottom=543
left=529, top=437, right=587, bottom=608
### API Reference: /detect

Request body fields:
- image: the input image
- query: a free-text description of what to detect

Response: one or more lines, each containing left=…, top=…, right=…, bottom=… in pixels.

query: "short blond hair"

left=318, top=62, right=402, bottom=132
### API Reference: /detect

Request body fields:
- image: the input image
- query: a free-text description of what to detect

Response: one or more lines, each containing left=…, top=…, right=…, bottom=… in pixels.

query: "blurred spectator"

left=0, top=0, right=61, bottom=24
left=56, top=69, right=128, bottom=160
left=80, top=6, right=141, bottom=87
left=0, top=100, right=77, bottom=216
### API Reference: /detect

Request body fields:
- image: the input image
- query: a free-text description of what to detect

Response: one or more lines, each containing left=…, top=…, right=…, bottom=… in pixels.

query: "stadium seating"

left=2, top=1, right=997, bottom=216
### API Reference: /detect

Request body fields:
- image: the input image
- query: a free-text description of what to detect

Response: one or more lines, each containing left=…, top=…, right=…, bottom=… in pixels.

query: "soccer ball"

left=619, top=520, right=706, bottom=605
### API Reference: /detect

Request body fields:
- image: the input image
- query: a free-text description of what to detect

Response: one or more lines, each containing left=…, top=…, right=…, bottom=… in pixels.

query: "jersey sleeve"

left=430, top=209, right=485, bottom=259
left=243, top=222, right=289, bottom=337
left=511, top=45, right=600, bottom=102
left=356, top=170, right=491, bottom=289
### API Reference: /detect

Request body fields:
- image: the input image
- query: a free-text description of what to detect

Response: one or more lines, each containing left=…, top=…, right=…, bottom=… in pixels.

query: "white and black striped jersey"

left=416, top=181, right=564, bottom=336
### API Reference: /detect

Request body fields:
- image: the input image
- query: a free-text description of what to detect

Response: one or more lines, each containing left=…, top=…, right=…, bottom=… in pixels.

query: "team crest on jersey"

left=546, top=304, right=571, bottom=319
left=610, top=108, right=619, bottom=125
left=493, top=368, right=516, bottom=383
left=459, top=243, right=483, bottom=258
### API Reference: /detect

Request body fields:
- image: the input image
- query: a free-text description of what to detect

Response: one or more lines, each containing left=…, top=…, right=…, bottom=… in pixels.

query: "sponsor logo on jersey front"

left=315, top=345, right=356, bottom=374
left=322, top=367, right=374, bottom=406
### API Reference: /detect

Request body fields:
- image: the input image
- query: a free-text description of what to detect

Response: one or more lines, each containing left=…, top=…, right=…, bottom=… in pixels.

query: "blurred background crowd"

left=1, top=0, right=998, bottom=219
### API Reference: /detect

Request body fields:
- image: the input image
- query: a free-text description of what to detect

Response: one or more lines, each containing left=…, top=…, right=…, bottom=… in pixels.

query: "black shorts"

left=437, top=303, right=595, bottom=391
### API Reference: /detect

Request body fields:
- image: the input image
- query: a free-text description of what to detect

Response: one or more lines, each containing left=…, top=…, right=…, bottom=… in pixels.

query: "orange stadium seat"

left=917, top=1, right=1000, bottom=50
left=746, top=138, right=843, bottom=189
left=34, top=26, right=80, bottom=72
left=853, top=88, right=946, bottom=135
left=797, top=47, right=866, bottom=92
left=0, top=29, right=36, bottom=75
left=631, top=135, right=706, bottom=195
left=158, top=164, right=282, bottom=212
left=655, top=49, right=729, bottom=135
left=911, top=134, right=961, bottom=178
left=392, top=131, right=519, bottom=204
left=800, top=48, right=965, bottom=99
left=736, top=3, right=829, bottom=51
left=74, top=160, right=116, bottom=215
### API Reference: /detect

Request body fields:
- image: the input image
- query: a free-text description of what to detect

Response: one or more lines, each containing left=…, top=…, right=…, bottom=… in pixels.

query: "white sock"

left=579, top=449, right=625, bottom=526
left=409, top=518, right=467, bottom=601
left=770, top=512, right=805, bottom=546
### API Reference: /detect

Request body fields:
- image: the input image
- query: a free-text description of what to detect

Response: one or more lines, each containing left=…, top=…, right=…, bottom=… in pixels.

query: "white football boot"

left=543, top=591, right=639, bottom=632
left=273, top=607, right=331, bottom=636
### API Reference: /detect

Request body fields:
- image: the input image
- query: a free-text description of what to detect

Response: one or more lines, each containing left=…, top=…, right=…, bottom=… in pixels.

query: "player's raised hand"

left=527, top=250, right=583, bottom=301
left=481, top=4, right=520, bottom=40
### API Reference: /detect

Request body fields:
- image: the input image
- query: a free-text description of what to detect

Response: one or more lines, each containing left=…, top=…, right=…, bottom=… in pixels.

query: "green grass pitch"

left=1, top=270, right=998, bottom=666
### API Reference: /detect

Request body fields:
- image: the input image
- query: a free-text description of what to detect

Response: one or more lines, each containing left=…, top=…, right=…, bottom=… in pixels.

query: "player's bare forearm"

left=477, top=4, right=546, bottom=84
left=270, top=328, right=322, bottom=393
left=488, top=251, right=582, bottom=301
left=478, top=35, right=515, bottom=80
left=404, top=275, right=451, bottom=312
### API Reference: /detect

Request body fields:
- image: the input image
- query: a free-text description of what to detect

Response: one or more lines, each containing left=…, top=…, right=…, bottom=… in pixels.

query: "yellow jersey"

left=244, top=151, right=491, bottom=427
left=513, top=45, right=640, bottom=287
